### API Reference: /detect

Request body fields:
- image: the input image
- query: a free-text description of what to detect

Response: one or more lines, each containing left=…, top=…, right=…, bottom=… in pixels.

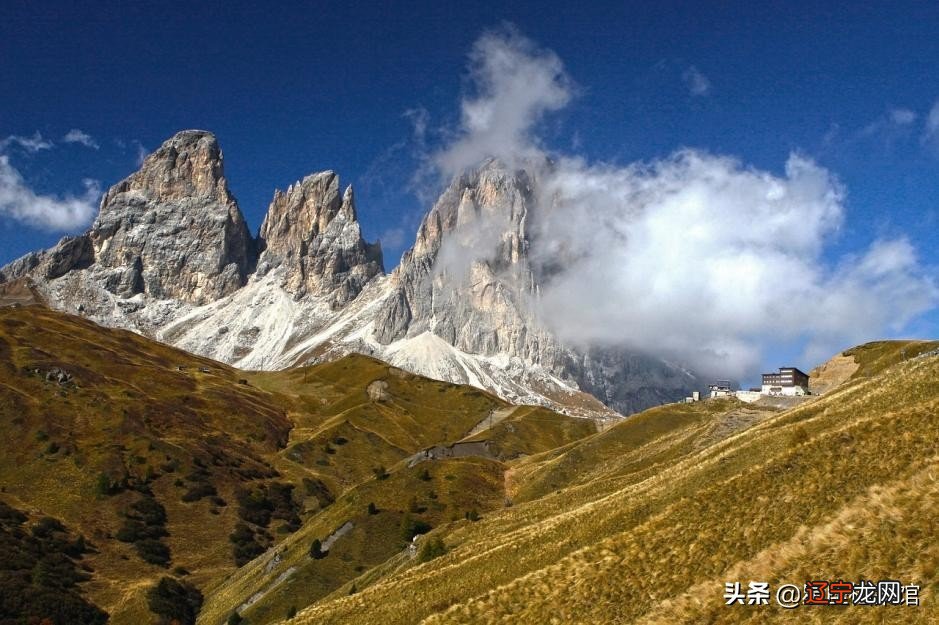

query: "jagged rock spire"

left=257, top=170, right=383, bottom=307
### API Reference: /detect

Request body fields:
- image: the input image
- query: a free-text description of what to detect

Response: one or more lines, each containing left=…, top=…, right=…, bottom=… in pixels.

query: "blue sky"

left=1, top=1, right=937, bottom=379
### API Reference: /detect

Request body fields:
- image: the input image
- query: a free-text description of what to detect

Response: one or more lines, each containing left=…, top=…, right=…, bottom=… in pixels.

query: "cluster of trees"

left=115, top=494, right=171, bottom=566
left=146, top=576, right=203, bottom=625
left=229, top=521, right=268, bottom=566
left=0, top=500, right=108, bottom=624
left=229, top=481, right=301, bottom=566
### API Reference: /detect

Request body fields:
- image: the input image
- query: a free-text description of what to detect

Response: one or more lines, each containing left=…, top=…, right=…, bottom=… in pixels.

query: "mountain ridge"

left=1, top=129, right=698, bottom=417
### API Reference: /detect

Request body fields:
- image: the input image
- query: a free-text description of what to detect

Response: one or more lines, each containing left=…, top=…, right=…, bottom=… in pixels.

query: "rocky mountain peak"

left=257, top=170, right=383, bottom=307
left=87, top=129, right=254, bottom=304
left=104, top=129, right=229, bottom=203
left=371, top=157, right=695, bottom=414
left=378, top=159, right=538, bottom=345
left=0, top=130, right=255, bottom=307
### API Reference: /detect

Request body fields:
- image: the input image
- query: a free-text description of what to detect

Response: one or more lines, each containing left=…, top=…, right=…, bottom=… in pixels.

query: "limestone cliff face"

left=375, top=159, right=550, bottom=356
left=89, top=130, right=254, bottom=304
left=372, top=158, right=694, bottom=415
left=257, top=171, right=383, bottom=307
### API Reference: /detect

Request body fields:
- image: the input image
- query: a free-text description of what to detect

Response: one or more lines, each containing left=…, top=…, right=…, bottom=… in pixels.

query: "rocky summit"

left=1, top=130, right=698, bottom=417
left=257, top=171, right=383, bottom=308
left=3, top=131, right=254, bottom=306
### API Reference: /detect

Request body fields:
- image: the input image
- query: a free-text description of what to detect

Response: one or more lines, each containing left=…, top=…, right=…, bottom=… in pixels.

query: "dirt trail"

left=461, top=406, right=518, bottom=440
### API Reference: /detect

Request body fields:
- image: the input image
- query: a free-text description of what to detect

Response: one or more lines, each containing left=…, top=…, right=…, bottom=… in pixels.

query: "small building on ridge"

left=761, top=367, right=809, bottom=396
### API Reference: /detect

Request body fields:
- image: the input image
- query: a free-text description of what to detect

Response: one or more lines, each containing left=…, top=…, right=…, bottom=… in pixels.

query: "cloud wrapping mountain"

left=429, top=28, right=937, bottom=377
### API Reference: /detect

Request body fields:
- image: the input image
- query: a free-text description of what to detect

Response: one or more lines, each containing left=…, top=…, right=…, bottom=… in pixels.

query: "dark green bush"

left=146, top=576, right=203, bottom=625
left=309, top=538, right=326, bottom=559
left=418, top=536, right=447, bottom=562
left=400, top=514, right=432, bottom=542
left=135, top=538, right=171, bottom=566
left=181, top=481, right=217, bottom=502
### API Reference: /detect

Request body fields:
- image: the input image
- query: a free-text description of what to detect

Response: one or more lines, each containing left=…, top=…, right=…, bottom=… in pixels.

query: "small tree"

left=309, top=538, right=326, bottom=560
left=367, top=502, right=379, bottom=515
left=418, top=536, right=447, bottom=562
left=286, top=605, right=298, bottom=619
left=95, top=471, right=122, bottom=496
left=227, top=612, right=244, bottom=625
left=400, top=514, right=432, bottom=542
left=372, top=466, right=389, bottom=480
left=418, top=467, right=431, bottom=481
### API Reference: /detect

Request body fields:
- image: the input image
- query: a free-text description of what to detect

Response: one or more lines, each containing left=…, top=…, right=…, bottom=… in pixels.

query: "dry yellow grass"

left=1, top=305, right=560, bottom=624
left=283, top=345, right=939, bottom=625
left=3, top=305, right=934, bottom=625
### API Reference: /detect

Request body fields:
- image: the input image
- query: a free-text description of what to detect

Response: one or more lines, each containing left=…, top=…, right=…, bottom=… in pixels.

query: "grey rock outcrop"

left=0, top=130, right=255, bottom=307
left=257, top=171, right=383, bottom=307
left=0, top=234, right=93, bottom=283
left=374, top=159, right=545, bottom=358
left=89, top=130, right=254, bottom=304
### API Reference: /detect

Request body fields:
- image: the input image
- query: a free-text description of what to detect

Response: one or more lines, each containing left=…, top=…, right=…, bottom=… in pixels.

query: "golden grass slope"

left=0, top=305, right=294, bottom=623
left=0, top=305, right=595, bottom=625
left=200, top=367, right=600, bottom=624
left=286, top=342, right=939, bottom=625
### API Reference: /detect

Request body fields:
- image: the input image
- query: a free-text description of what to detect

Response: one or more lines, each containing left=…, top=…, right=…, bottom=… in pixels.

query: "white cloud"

left=682, top=66, right=711, bottom=96
left=0, top=132, right=53, bottom=153
left=427, top=28, right=938, bottom=378
left=889, top=108, right=916, bottom=125
left=134, top=141, right=149, bottom=166
left=62, top=128, right=99, bottom=149
left=861, top=107, right=919, bottom=138
left=923, top=100, right=939, bottom=146
left=404, top=107, right=430, bottom=145
left=0, top=154, right=100, bottom=231
left=432, top=25, right=573, bottom=178
left=531, top=152, right=936, bottom=377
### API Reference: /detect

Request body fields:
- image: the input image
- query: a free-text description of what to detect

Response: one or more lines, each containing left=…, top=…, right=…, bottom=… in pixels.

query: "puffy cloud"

left=62, top=128, right=99, bottom=149
left=0, top=132, right=53, bottom=153
left=427, top=28, right=938, bottom=377
left=531, top=153, right=936, bottom=376
left=682, top=66, right=711, bottom=96
left=0, top=154, right=99, bottom=230
left=432, top=25, right=573, bottom=178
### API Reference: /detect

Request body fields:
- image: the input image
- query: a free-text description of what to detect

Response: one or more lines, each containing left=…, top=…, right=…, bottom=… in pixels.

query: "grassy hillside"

left=201, top=365, right=599, bottom=624
left=3, top=305, right=934, bottom=625
left=0, top=305, right=594, bottom=625
left=0, top=305, right=295, bottom=623
left=285, top=343, right=939, bottom=624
